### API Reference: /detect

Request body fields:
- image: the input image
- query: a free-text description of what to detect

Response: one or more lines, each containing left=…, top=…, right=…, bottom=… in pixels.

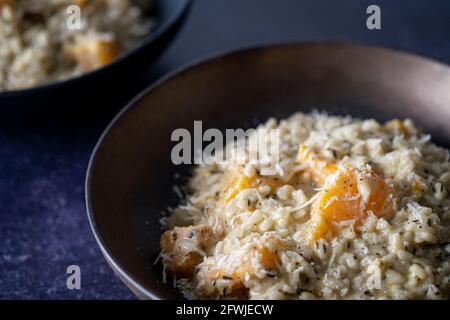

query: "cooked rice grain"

left=160, top=113, right=450, bottom=300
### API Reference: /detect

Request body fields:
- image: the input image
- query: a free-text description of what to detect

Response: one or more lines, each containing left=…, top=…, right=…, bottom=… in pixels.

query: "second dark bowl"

left=0, top=0, right=191, bottom=126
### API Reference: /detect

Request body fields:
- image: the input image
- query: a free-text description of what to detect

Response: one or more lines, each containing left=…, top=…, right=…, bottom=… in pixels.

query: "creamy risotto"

left=160, top=113, right=450, bottom=300
left=0, top=0, right=152, bottom=91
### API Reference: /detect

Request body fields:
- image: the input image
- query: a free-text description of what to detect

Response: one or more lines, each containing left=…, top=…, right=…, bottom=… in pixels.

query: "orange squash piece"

left=220, top=167, right=283, bottom=205
left=385, top=119, right=409, bottom=136
left=304, top=166, right=397, bottom=242
left=296, top=144, right=337, bottom=185
left=296, top=144, right=397, bottom=242
left=221, top=169, right=253, bottom=204
left=160, top=225, right=214, bottom=277
left=65, top=37, right=118, bottom=71
left=0, top=0, right=13, bottom=8
left=205, top=243, right=281, bottom=295
left=74, top=0, right=89, bottom=6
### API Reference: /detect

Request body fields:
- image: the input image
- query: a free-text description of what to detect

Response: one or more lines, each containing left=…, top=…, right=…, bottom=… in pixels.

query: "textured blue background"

left=1, top=0, right=450, bottom=299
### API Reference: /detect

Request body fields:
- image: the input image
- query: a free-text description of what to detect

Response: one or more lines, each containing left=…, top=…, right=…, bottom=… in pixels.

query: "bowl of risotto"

left=0, top=0, right=191, bottom=121
left=86, top=43, right=450, bottom=299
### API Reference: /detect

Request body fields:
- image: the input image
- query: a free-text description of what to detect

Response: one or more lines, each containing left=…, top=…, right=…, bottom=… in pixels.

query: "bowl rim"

left=85, top=41, right=450, bottom=299
left=0, top=0, right=192, bottom=97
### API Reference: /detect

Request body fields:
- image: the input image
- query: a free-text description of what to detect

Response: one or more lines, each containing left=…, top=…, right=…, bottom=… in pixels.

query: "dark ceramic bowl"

left=0, top=0, right=191, bottom=125
left=86, top=42, right=450, bottom=299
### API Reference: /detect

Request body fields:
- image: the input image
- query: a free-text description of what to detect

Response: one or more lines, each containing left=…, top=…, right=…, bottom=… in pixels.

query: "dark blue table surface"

left=1, top=0, right=450, bottom=299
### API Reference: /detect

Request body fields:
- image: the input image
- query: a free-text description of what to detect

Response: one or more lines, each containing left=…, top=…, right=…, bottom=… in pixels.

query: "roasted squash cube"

left=65, top=36, right=118, bottom=71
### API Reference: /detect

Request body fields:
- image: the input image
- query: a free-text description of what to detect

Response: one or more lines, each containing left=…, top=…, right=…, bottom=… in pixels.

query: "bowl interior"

left=86, top=43, right=450, bottom=299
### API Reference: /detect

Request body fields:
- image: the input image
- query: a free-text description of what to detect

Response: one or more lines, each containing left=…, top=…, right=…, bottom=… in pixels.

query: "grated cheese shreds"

left=161, top=112, right=450, bottom=300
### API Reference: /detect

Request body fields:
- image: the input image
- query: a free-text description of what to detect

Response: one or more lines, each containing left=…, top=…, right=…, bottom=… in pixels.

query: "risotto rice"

left=160, top=113, right=450, bottom=300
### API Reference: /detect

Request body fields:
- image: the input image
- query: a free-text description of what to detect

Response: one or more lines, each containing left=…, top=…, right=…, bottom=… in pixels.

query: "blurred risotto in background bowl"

left=0, top=0, right=153, bottom=91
